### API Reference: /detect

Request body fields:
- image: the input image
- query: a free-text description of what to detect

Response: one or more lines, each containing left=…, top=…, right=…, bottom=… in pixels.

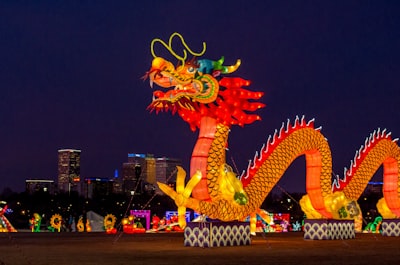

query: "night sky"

left=1, top=1, right=400, bottom=193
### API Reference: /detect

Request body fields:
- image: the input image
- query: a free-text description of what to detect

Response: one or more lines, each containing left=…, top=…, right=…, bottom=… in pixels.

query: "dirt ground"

left=1, top=232, right=400, bottom=265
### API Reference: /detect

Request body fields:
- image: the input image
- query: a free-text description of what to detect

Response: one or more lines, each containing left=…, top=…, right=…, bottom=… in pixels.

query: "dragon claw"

left=157, top=166, right=202, bottom=229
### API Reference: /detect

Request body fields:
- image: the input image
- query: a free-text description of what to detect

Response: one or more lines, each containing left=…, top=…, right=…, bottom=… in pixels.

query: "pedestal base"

left=184, top=222, right=251, bottom=247
left=381, top=219, right=400, bottom=236
left=303, top=219, right=355, bottom=240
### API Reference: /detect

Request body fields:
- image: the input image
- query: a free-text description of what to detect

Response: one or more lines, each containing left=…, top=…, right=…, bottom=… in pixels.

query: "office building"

left=122, top=153, right=156, bottom=195
left=58, top=149, right=81, bottom=194
left=155, top=157, right=182, bottom=195
left=25, top=179, right=55, bottom=194
left=121, top=154, right=180, bottom=195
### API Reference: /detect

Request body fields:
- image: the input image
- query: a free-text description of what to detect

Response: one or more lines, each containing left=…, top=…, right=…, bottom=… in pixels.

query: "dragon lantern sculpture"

left=143, top=32, right=400, bottom=234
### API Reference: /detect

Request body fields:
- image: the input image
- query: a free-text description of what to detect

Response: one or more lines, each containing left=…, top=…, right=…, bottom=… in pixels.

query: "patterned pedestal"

left=381, top=219, right=400, bottom=236
left=184, top=222, right=251, bottom=247
left=303, top=219, right=355, bottom=240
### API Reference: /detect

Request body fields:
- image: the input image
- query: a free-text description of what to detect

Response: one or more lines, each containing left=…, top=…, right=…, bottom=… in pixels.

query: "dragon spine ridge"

left=332, top=128, right=398, bottom=191
left=240, top=115, right=319, bottom=186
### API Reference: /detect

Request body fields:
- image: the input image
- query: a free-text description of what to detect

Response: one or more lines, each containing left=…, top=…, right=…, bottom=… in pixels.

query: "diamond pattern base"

left=184, top=222, right=251, bottom=247
left=303, top=219, right=355, bottom=240
left=381, top=219, right=400, bottom=236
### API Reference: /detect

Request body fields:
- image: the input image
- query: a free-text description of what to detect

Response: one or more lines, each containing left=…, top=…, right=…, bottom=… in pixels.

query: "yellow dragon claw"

left=157, top=166, right=202, bottom=229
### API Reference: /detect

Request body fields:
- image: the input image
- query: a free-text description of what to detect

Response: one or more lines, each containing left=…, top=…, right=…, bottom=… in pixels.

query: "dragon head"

left=145, top=33, right=265, bottom=131
left=144, top=56, right=221, bottom=112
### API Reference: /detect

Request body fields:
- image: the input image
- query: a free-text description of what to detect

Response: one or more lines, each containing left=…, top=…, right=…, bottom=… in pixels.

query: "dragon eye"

left=187, top=67, right=195, bottom=73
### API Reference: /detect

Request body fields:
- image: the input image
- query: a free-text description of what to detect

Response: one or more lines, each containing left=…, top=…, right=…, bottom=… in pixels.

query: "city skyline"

left=24, top=150, right=183, bottom=198
left=1, top=2, right=400, bottom=193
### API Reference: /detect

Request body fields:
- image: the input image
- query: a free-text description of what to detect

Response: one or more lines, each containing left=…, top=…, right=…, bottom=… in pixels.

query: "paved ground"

left=1, top=232, right=400, bottom=265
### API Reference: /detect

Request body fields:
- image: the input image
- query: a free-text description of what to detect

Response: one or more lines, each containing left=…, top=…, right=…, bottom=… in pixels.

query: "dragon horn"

left=222, top=59, right=241, bottom=74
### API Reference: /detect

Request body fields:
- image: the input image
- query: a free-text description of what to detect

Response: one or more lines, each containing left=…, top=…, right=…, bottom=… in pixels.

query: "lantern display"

left=50, top=213, right=62, bottom=232
left=29, top=213, right=42, bottom=232
left=0, top=201, right=17, bottom=232
left=104, top=214, right=117, bottom=234
left=144, top=32, right=400, bottom=234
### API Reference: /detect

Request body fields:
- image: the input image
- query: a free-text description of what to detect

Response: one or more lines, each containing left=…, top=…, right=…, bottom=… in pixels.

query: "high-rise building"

left=57, top=149, right=81, bottom=194
left=122, top=153, right=155, bottom=195
left=155, top=157, right=181, bottom=195
left=112, top=169, right=123, bottom=194
left=121, top=153, right=180, bottom=195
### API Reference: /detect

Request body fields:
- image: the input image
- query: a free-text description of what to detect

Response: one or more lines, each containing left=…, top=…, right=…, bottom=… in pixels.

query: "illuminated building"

left=121, top=153, right=180, bottom=195
left=122, top=153, right=155, bottom=195
left=112, top=169, right=123, bottom=194
left=122, top=153, right=144, bottom=195
left=25, top=179, right=55, bottom=194
left=57, top=149, right=81, bottom=194
left=155, top=157, right=182, bottom=195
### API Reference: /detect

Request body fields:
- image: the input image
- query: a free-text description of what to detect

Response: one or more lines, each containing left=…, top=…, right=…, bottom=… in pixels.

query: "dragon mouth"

left=146, top=69, right=176, bottom=89
left=147, top=88, right=198, bottom=113
left=146, top=69, right=200, bottom=112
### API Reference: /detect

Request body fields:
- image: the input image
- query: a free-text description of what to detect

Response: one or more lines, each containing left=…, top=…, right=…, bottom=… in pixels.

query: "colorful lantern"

left=144, top=32, right=400, bottom=233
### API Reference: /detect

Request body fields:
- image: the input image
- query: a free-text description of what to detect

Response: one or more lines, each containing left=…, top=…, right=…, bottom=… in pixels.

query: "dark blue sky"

left=1, top=1, right=399, bottom=193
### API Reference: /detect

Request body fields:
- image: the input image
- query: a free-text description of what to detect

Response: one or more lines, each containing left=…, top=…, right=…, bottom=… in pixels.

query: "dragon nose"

left=151, top=57, right=165, bottom=69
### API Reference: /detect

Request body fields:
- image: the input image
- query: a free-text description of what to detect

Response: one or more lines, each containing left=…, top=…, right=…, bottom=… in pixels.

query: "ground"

left=1, top=232, right=400, bottom=265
